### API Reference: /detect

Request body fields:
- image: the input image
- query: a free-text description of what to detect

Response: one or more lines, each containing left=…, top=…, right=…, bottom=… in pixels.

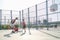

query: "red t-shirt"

left=22, top=21, right=26, bottom=26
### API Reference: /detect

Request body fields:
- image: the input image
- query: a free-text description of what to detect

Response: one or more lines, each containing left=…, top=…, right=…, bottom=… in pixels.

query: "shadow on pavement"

left=4, top=30, right=22, bottom=37
left=40, top=31, right=60, bottom=39
left=20, top=33, right=25, bottom=36
left=4, top=34, right=11, bottom=37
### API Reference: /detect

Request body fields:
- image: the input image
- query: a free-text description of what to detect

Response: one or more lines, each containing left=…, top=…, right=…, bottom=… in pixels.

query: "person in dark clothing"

left=10, top=17, right=18, bottom=33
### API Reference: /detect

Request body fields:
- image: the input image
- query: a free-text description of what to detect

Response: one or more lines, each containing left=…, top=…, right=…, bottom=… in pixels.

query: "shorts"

left=14, top=27, right=18, bottom=31
left=23, top=25, right=26, bottom=29
left=10, top=23, right=15, bottom=28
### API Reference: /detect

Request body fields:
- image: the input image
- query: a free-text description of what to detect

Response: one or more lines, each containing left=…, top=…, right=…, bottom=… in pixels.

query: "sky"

left=0, top=0, right=45, bottom=10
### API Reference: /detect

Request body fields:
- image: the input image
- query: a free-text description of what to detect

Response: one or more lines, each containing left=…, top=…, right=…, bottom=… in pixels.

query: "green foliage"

left=15, top=24, right=19, bottom=28
left=2, top=25, right=9, bottom=29
left=31, top=25, right=48, bottom=28
left=1, top=24, right=23, bottom=29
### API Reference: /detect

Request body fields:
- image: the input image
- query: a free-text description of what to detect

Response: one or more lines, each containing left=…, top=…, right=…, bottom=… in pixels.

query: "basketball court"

left=0, top=28, right=60, bottom=40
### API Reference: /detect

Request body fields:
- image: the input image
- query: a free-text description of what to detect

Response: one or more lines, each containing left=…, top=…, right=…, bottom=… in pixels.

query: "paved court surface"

left=0, top=28, right=60, bottom=40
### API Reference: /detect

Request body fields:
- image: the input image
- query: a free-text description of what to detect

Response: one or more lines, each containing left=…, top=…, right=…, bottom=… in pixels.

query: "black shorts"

left=23, top=25, right=26, bottom=29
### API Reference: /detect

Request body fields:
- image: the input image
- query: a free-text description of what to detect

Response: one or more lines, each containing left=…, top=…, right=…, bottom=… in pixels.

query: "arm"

left=11, top=19, right=16, bottom=24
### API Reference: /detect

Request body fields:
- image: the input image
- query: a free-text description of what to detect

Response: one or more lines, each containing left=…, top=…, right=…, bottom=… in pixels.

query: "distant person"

left=10, top=17, right=18, bottom=33
left=22, top=19, right=26, bottom=33
left=55, top=25, right=57, bottom=28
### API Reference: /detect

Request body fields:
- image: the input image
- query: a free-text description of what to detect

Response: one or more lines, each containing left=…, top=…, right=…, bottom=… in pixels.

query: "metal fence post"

left=22, top=10, right=24, bottom=20
left=46, top=0, right=49, bottom=30
left=0, top=9, right=2, bottom=30
left=35, top=5, right=38, bottom=29
left=10, top=10, right=12, bottom=21
left=28, top=8, right=30, bottom=28
left=19, top=11, right=21, bottom=28
left=28, top=8, right=31, bottom=34
left=4, top=16, right=6, bottom=25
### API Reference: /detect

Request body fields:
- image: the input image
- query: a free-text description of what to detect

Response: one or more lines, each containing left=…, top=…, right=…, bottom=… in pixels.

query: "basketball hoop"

left=50, top=8, right=56, bottom=12
left=50, top=4, right=58, bottom=12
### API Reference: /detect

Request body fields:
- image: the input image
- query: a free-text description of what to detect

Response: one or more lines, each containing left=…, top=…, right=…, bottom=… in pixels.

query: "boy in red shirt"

left=22, top=19, right=26, bottom=33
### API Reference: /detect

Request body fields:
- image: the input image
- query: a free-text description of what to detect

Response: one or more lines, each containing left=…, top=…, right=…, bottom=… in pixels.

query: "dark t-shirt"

left=11, top=19, right=15, bottom=24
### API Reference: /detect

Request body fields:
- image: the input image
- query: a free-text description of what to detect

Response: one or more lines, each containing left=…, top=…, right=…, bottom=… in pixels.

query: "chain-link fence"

left=0, top=0, right=60, bottom=30
left=22, top=0, right=60, bottom=30
left=0, top=10, right=21, bottom=29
